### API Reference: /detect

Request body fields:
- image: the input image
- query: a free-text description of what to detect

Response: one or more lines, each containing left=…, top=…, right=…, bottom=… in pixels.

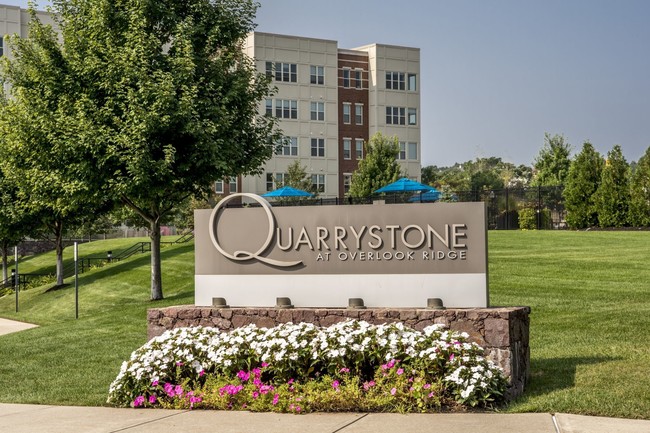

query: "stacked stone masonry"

left=147, top=306, right=530, bottom=399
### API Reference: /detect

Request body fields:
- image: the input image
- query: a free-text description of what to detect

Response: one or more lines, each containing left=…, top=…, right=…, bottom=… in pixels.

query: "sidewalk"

left=1, top=404, right=650, bottom=433
left=0, top=317, right=38, bottom=335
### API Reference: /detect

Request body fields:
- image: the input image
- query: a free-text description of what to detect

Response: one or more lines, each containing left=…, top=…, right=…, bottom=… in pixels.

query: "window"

left=275, top=99, right=298, bottom=119
left=343, top=103, right=351, bottom=124
left=265, top=62, right=297, bottom=82
left=311, top=174, right=325, bottom=193
left=342, top=68, right=350, bottom=88
left=276, top=137, right=298, bottom=156
left=386, top=71, right=405, bottom=90
left=343, top=138, right=351, bottom=160
left=215, top=180, right=224, bottom=194
left=310, top=102, right=325, bottom=121
left=228, top=178, right=238, bottom=193
left=408, top=107, right=417, bottom=125
left=355, top=139, right=364, bottom=160
left=408, top=142, right=418, bottom=160
left=265, top=99, right=273, bottom=116
left=355, top=104, right=363, bottom=125
left=310, top=65, right=324, bottom=85
left=266, top=173, right=286, bottom=191
left=311, top=138, right=325, bottom=157
left=408, top=73, right=417, bottom=91
left=354, top=69, right=362, bottom=89
left=398, top=142, right=407, bottom=160
left=386, top=106, right=405, bottom=125
left=343, top=174, right=352, bottom=194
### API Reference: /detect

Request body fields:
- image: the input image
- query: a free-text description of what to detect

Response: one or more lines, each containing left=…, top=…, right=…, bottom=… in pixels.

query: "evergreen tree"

left=594, top=145, right=630, bottom=227
left=563, top=142, right=604, bottom=229
left=349, top=133, right=402, bottom=198
left=532, top=133, right=572, bottom=186
left=628, top=146, right=650, bottom=227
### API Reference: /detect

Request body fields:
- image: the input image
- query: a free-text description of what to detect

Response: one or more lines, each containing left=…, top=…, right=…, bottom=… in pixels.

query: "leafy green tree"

left=563, top=142, right=604, bottom=229
left=628, top=146, right=650, bottom=227
left=281, top=160, right=314, bottom=194
left=0, top=16, right=110, bottom=286
left=532, top=133, right=572, bottom=186
left=594, top=145, right=630, bottom=227
left=4, top=0, right=279, bottom=299
left=349, top=133, right=402, bottom=198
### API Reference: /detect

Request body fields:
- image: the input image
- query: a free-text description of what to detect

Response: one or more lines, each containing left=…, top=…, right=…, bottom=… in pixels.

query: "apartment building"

left=241, top=32, right=421, bottom=199
left=0, top=7, right=421, bottom=199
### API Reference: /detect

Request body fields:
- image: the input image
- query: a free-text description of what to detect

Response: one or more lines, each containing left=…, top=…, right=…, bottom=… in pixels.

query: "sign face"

left=195, top=194, right=488, bottom=308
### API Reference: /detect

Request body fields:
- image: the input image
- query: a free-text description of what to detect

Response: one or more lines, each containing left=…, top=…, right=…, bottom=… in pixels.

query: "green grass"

left=1, top=231, right=650, bottom=418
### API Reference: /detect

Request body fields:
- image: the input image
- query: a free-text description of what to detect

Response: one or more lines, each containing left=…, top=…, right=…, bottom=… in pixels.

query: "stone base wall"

left=147, top=306, right=530, bottom=399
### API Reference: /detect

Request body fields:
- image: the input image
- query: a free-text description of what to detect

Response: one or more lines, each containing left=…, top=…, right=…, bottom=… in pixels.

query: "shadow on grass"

left=524, top=355, right=621, bottom=397
left=35, top=243, right=193, bottom=294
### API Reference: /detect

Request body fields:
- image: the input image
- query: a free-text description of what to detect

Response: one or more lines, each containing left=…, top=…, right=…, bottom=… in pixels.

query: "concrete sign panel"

left=195, top=194, right=488, bottom=308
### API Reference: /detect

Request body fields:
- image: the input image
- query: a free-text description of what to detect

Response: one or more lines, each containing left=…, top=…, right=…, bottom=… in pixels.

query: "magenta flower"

left=237, top=370, right=250, bottom=382
left=252, top=391, right=260, bottom=399
left=261, top=362, right=269, bottom=368
left=174, top=385, right=183, bottom=397
left=423, top=383, right=431, bottom=390
left=449, top=354, right=455, bottom=361
left=363, top=380, right=376, bottom=391
left=396, top=368, right=404, bottom=375
left=164, top=382, right=175, bottom=397
left=390, top=387, right=397, bottom=396
left=148, top=395, right=157, bottom=404
left=287, top=379, right=295, bottom=385
left=133, top=395, right=145, bottom=407
left=332, top=380, right=340, bottom=390
left=272, top=394, right=280, bottom=405
left=199, top=370, right=205, bottom=377
left=339, top=367, right=350, bottom=373
left=175, top=361, right=183, bottom=366
left=151, top=380, right=159, bottom=387
left=259, top=384, right=274, bottom=395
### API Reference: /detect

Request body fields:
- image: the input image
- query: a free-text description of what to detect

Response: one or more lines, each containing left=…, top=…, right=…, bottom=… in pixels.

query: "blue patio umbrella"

left=374, top=177, right=435, bottom=194
left=261, top=186, right=313, bottom=198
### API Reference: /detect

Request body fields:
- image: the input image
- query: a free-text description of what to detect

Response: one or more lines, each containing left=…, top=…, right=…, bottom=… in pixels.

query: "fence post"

left=537, top=186, right=542, bottom=230
left=505, top=187, right=509, bottom=230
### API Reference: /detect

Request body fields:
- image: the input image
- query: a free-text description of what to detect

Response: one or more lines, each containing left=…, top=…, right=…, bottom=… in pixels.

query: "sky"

left=5, top=0, right=650, bottom=167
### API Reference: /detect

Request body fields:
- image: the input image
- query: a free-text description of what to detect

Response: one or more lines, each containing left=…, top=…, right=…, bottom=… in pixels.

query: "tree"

left=628, top=146, right=650, bottom=227
left=281, top=160, right=314, bottom=194
left=349, top=133, right=402, bottom=198
left=0, top=15, right=110, bottom=286
left=7, top=0, right=279, bottom=300
left=563, top=142, right=604, bottom=229
left=532, top=133, right=572, bottom=186
left=594, top=145, right=630, bottom=227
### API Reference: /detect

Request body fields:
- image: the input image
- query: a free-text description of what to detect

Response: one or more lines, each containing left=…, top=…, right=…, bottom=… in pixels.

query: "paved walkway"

left=1, top=404, right=650, bottom=433
left=2, top=319, right=650, bottom=432
left=0, top=317, right=38, bottom=335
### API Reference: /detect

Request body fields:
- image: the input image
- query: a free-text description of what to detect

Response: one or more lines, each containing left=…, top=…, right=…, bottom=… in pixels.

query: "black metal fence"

left=244, top=186, right=567, bottom=230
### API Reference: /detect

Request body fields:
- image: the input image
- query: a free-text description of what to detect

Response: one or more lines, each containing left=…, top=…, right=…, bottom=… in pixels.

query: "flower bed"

left=108, top=320, right=507, bottom=412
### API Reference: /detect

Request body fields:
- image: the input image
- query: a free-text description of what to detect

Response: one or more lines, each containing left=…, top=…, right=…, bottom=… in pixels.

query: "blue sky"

left=6, top=0, right=650, bottom=166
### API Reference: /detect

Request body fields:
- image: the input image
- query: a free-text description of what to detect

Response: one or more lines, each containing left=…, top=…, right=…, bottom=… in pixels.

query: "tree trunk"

left=2, top=242, right=8, bottom=283
left=55, top=220, right=65, bottom=286
left=149, top=219, right=163, bottom=300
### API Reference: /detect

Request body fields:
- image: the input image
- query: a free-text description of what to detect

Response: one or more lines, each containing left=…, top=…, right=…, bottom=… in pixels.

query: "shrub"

left=107, top=320, right=507, bottom=411
left=518, top=207, right=551, bottom=230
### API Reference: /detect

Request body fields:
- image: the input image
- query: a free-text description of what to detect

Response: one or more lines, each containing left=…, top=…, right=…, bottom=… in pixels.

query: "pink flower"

left=199, top=370, right=205, bottom=377
left=396, top=368, right=404, bottom=375
left=424, top=383, right=431, bottom=389
left=175, top=361, right=183, bottom=366
left=252, top=368, right=261, bottom=378
left=363, top=380, right=376, bottom=391
left=428, top=392, right=435, bottom=398
left=151, top=380, right=159, bottom=387
left=252, top=391, right=260, bottom=399
left=449, top=353, right=455, bottom=361
left=295, top=406, right=302, bottom=413
left=339, top=367, right=350, bottom=373
left=272, top=394, right=279, bottom=405
left=261, top=362, right=269, bottom=368
left=390, top=388, right=397, bottom=396
left=164, top=383, right=175, bottom=397
left=133, top=395, right=145, bottom=407
left=148, top=395, right=157, bottom=404
left=237, top=370, right=250, bottom=382
left=259, top=384, right=274, bottom=395
left=332, top=380, right=340, bottom=390
left=174, top=385, right=183, bottom=396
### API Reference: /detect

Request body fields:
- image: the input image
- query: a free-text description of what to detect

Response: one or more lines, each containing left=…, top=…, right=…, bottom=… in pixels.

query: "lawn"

left=0, top=231, right=649, bottom=418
